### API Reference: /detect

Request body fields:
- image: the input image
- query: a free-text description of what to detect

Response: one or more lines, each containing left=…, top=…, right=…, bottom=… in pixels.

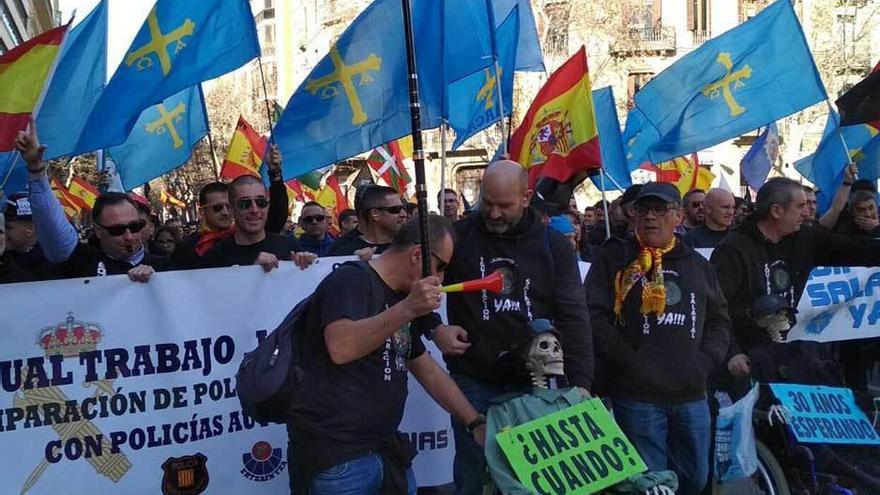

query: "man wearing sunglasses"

left=329, top=185, right=407, bottom=258
left=288, top=214, right=485, bottom=495
left=19, top=123, right=169, bottom=282
left=202, top=175, right=316, bottom=271
left=297, top=201, right=334, bottom=256
left=677, top=189, right=706, bottom=235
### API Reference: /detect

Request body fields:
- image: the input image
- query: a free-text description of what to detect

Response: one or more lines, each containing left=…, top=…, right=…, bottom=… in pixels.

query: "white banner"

left=788, top=266, right=880, bottom=343
left=0, top=258, right=454, bottom=494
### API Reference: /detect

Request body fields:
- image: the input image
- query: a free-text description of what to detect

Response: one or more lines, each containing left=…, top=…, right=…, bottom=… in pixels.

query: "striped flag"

left=160, top=190, right=186, bottom=208
left=50, top=177, right=86, bottom=219
left=0, top=25, right=68, bottom=150
left=367, top=139, right=411, bottom=194
left=314, top=175, right=350, bottom=236
left=220, top=116, right=267, bottom=180
left=508, top=46, right=601, bottom=188
left=68, top=176, right=99, bottom=209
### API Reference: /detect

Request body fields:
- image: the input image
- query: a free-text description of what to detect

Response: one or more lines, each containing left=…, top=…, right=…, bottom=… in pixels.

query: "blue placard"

left=769, top=383, right=880, bottom=445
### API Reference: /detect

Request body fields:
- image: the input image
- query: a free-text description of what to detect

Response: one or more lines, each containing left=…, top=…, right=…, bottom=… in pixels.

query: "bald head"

left=479, top=160, right=533, bottom=234
left=482, top=160, right=529, bottom=195
left=704, top=188, right=735, bottom=231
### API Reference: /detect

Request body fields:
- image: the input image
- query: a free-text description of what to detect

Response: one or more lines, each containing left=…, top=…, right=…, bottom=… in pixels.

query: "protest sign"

left=787, top=266, right=880, bottom=343
left=769, top=383, right=880, bottom=445
left=0, top=258, right=453, bottom=493
left=495, top=399, right=646, bottom=494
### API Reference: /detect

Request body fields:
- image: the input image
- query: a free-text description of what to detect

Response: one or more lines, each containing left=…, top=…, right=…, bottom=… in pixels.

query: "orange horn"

left=441, top=270, right=505, bottom=294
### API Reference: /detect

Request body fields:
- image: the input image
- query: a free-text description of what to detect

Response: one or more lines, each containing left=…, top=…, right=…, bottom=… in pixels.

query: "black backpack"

left=236, top=260, right=384, bottom=424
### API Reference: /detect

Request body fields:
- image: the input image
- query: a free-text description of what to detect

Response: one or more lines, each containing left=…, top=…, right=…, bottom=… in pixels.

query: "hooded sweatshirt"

left=711, top=215, right=880, bottom=355
left=586, top=237, right=730, bottom=403
left=443, top=208, right=594, bottom=389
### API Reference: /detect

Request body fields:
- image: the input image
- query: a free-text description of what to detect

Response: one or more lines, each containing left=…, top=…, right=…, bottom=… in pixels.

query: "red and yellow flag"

left=508, top=46, right=601, bottom=188
left=160, top=190, right=186, bottom=209
left=50, top=177, right=86, bottom=219
left=68, top=176, right=99, bottom=209
left=644, top=153, right=715, bottom=197
left=0, top=25, right=68, bottom=151
left=220, top=116, right=267, bottom=180
left=314, top=176, right=350, bottom=236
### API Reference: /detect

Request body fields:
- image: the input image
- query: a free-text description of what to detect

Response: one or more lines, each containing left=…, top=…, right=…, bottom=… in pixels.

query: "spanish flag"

left=0, top=25, right=68, bottom=151
left=160, top=190, right=186, bottom=209
left=68, top=176, right=99, bottom=209
left=508, top=46, right=601, bottom=188
left=644, top=153, right=715, bottom=197
left=50, top=177, right=86, bottom=219
left=220, top=116, right=267, bottom=180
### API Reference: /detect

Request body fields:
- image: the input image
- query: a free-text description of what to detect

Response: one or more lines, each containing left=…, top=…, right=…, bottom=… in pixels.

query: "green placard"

left=496, top=398, right=647, bottom=495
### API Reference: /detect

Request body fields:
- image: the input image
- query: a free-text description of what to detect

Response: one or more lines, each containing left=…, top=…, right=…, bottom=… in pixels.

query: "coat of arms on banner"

left=16, top=313, right=132, bottom=494
left=161, top=452, right=210, bottom=495
left=240, top=441, right=286, bottom=482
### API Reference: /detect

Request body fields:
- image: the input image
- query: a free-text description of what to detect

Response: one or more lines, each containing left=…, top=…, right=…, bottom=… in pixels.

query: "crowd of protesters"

left=4, top=124, right=880, bottom=495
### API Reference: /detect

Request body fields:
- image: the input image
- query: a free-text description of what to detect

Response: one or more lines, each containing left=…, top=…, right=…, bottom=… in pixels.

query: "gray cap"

left=635, top=182, right=681, bottom=206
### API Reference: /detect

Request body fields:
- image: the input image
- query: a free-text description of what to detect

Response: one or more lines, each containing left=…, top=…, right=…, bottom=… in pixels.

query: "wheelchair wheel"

left=713, top=441, right=790, bottom=495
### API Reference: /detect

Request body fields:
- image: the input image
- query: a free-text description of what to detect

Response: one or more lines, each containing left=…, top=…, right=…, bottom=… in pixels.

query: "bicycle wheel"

left=712, top=441, right=791, bottom=495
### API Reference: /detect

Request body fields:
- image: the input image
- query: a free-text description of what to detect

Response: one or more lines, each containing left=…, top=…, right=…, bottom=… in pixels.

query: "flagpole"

left=206, top=132, right=220, bottom=181
left=826, top=98, right=856, bottom=171
left=401, top=0, right=431, bottom=277
left=599, top=168, right=611, bottom=239
left=257, top=57, right=276, bottom=141
left=440, top=121, right=448, bottom=210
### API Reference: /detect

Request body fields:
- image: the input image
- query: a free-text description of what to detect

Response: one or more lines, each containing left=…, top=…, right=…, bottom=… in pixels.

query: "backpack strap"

left=341, top=260, right=387, bottom=314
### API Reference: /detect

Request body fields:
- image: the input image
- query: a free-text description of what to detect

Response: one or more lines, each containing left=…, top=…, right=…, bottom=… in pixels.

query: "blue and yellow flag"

left=447, top=5, right=519, bottom=150
left=492, top=0, right=544, bottom=72
left=621, top=107, right=660, bottom=171
left=635, top=0, right=825, bottom=164
left=795, top=112, right=879, bottom=212
left=274, top=0, right=445, bottom=178
left=75, top=0, right=258, bottom=155
left=37, top=0, right=107, bottom=161
left=107, top=85, right=208, bottom=190
left=590, top=87, right=631, bottom=190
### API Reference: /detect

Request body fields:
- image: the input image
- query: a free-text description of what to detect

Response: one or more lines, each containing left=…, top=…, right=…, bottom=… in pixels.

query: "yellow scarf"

left=613, top=236, right=677, bottom=321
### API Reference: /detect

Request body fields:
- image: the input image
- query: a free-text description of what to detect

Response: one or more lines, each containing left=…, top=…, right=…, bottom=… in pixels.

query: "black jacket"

left=711, top=215, right=880, bottom=354
left=443, top=208, right=594, bottom=389
left=58, top=244, right=172, bottom=279
left=586, top=237, right=730, bottom=403
left=0, top=252, right=35, bottom=284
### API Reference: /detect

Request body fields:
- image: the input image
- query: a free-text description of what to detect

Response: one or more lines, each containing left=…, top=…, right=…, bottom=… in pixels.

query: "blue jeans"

left=450, top=373, right=528, bottom=495
left=612, top=399, right=711, bottom=495
left=308, top=453, right=417, bottom=495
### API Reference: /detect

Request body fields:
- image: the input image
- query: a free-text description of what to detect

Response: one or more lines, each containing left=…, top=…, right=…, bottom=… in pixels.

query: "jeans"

left=308, top=453, right=417, bottom=495
left=612, top=398, right=711, bottom=495
left=450, top=373, right=528, bottom=495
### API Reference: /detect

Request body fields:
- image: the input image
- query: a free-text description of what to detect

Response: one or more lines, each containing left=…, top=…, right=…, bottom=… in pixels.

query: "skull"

left=526, top=333, right=564, bottom=379
left=755, top=311, right=791, bottom=343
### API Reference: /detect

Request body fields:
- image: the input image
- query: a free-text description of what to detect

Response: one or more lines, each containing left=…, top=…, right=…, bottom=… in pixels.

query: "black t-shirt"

left=328, top=228, right=390, bottom=256
left=682, top=225, right=729, bottom=249
left=200, top=232, right=301, bottom=268
left=59, top=243, right=171, bottom=279
left=288, top=263, right=425, bottom=477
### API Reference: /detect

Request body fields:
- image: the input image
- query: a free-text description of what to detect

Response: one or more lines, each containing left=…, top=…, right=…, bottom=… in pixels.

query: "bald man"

left=429, top=160, right=594, bottom=494
left=683, top=188, right=735, bottom=249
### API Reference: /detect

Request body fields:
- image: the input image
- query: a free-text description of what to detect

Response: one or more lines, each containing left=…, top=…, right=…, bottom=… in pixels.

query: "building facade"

left=0, top=0, right=56, bottom=52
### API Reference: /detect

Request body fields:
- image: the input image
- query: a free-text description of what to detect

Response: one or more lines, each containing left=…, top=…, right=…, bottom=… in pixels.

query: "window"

left=264, top=0, right=273, bottom=9
left=687, top=0, right=710, bottom=39
left=1, top=4, right=21, bottom=46
left=627, top=72, right=654, bottom=108
left=544, top=3, right=570, bottom=56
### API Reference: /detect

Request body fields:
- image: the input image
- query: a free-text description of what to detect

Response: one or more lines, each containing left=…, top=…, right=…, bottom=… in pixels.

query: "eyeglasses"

left=95, top=219, right=147, bottom=236
left=300, top=214, right=326, bottom=224
left=371, top=205, right=406, bottom=215
left=236, top=196, right=269, bottom=210
left=634, top=204, right=677, bottom=217
left=205, top=202, right=231, bottom=213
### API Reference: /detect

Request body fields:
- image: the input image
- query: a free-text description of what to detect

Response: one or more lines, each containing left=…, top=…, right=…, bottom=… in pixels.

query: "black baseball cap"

left=635, top=182, right=681, bottom=206
left=620, top=184, right=644, bottom=206
left=4, top=193, right=32, bottom=222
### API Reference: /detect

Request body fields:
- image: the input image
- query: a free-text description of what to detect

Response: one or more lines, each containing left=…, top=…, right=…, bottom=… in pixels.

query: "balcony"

left=611, top=27, right=676, bottom=57
left=691, top=30, right=711, bottom=46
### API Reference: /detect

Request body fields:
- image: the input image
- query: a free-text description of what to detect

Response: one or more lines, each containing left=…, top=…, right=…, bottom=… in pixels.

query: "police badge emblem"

left=161, top=453, right=209, bottom=495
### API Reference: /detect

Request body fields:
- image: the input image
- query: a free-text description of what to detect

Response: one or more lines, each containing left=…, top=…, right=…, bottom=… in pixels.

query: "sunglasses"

left=205, top=202, right=231, bottom=213
left=431, top=252, right=449, bottom=273
left=236, top=196, right=269, bottom=210
left=371, top=205, right=406, bottom=215
left=301, top=214, right=326, bottom=224
left=96, top=219, right=147, bottom=236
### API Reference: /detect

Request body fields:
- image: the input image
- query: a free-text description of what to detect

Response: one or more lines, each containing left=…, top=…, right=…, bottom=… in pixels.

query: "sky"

left=58, top=0, right=156, bottom=81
